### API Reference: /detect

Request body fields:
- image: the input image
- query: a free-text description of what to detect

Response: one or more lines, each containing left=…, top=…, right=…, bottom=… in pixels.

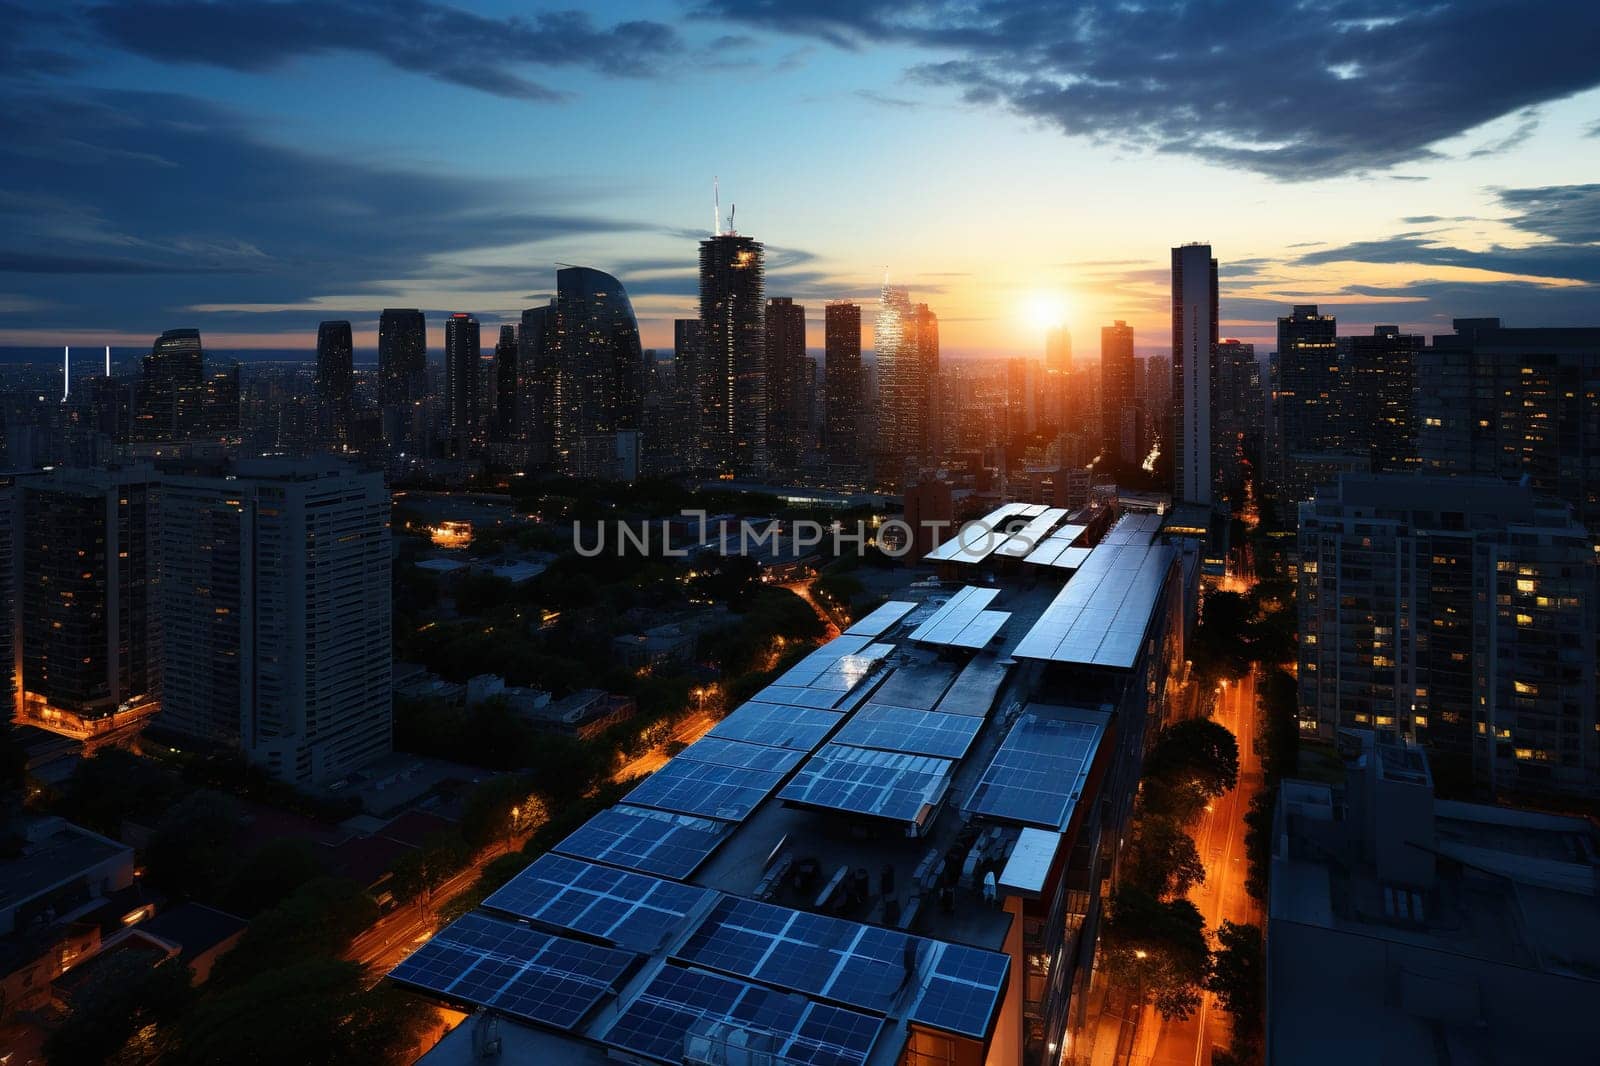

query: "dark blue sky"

left=2, top=0, right=1598, bottom=357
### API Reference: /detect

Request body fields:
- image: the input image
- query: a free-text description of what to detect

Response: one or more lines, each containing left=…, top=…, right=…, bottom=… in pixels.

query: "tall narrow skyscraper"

left=824, top=302, right=862, bottom=473
left=1171, top=244, right=1218, bottom=505
left=765, top=297, right=808, bottom=472
left=316, top=320, right=354, bottom=447
left=550, top=266, right=644, bottom=479
left=673, top=318, right=704, bottom=469
left=1046, top=326, right=1073, bottom=373
left=378, top=308, right=426, bottom=448
left=1100, top=320, right=1137, bottom=465
left=912, top=302, right=940, bottom=461
left=519, top=304, right=554, bottom=466
left=698, top=229, right=766, bottom=475
left=135, top=328, right=206, bottom=442
left=443, top=313, right=480, bottom=456
left=876, top=284, right=918, bottom=481
left=491, top=324, right=519, bottom=444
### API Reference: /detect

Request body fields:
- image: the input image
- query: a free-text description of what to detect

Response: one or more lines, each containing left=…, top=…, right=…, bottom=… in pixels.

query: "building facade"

left=315, top=319, right=354, bottom=448
left=1171, top=244, right=1218, bottom=506
left=823, top=301, right=863, bottom=477
left=443, top=313, right=480, bottom=457
left=135, top=329, right=206, bottom=443
left=698, top=233, right=766, bottom=475
left=160, top=460, right=392, bottom=784
left=764, top=297, right=808, bottom=473
left=1100, top=320, right=1137, bottom=465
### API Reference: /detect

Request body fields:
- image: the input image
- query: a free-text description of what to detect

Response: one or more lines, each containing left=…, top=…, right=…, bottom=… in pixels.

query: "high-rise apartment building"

left=519, top=304, right=554, bottom=467
left=672, top=318, right=703, bottom=471
left=1171, top=244, right=1218, bottom=505
left=912, top=302, right=941, bottom=462
left=135, top=329, right=206, bottom=442
left=20, top=466, right=161, bottom=735
left=1298, top=474, right=1598, bottom=797
left=160, top=459, right=392, bottom=784
left=764, top=297, right=808, bottom=473
left=1213, top=339, right=1262, bottom=504
left=315, top=320, right=354, bottom=447
left=876, top=286, right=939, bottom=483
left=1275, top=304, right=1340, bottom=500
left=1045, top=325, right=1072, bottom=373
left=823, top=302, right=862, bottom=474
left=0, top=473, right=39, bottom=725
left=698, top=232, right=766, bottom=475
left=378, top=308, right=427, bottom=407
left=443, top=313, right=480, bottom=456
left=1345, top=324, right=1424, bottom=475
left=1418, top=319, right=1600, bottom=536
left=1100, top=320, right=1137, bottom=465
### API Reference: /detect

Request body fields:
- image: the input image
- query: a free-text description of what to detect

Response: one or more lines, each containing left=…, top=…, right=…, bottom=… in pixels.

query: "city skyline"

left=2, top=1, right=1598, bottom=359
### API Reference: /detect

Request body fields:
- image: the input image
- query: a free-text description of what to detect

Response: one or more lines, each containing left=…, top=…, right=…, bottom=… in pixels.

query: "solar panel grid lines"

left=482, top=853, right=713, bottom=953
left=907, top=942, right=1012, bottom=1039
left=387, top=911, right=637, bottom=1030
left=705, top=701, right=843, bottom=751
left=677, top=735, right=808, bottom=774
left=1013, top=537, right=1174, bottom=667
left=923, top=501, right=1034, bottom=563
left=603, top=963, right=885, bottom=1066
left=553, top=804, right=730, bottom=880
left=965, top=712, right=1105, bottom=829
left=623, top=757, right=787, bottom=822
left=779, top=743, right=956, bottom=825
left=992, top=507, right=1069, bottom=558
left=832, top=704, right=984, bottom=759
left=908, top=585, right=1002, bottom=645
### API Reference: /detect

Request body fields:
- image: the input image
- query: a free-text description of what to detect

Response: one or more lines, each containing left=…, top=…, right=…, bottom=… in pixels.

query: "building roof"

left=0, top=818, right=130, bottom=915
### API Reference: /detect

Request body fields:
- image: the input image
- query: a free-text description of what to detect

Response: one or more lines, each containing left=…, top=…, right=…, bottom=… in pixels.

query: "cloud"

left=698, top=0, right=1600, bottom=178
left=84, top=0, right=679, bottom=100
left=1495, top=183, right=1600, bottom=243
left=0, top=86, right=669, bottom=334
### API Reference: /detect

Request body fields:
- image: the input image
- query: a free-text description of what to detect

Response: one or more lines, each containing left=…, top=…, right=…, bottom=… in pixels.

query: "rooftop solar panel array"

left=992, top=507, right=1069, bottom=559
left=908, top=586, right=1002, bottom=645
left=832, top=704, right=984, bottom=760
left=774, top=636, right=894, bottom=694
left=759, top=684, right=853, bottom=709
left=965, top=711, right=1106, bottom=829
left=554, top=804, right=730, bottom=880
left=909, top=943, right=1013, bottom=1039
left=1013, top=534, right=1175, bottom=669
left=624, top=757, right=788, bottom=822
left=934, top=655, right=1011, bottom=717
left=604, top=964, right=883, bottom=1066
left=388, top=912, right=635, bottom=1030
left=780, top=743, right=955, bottom=825
left=1098, top=511, right=1164, bottom=546
left=677, top=735, right=807, bottom=774
left=705, top=701, right=842, bottom=751
left=923, top=502, right=1033, bottom=564
left=483, top=853, right=712, bottom=953
left=843, top=600, right=917, bottom=637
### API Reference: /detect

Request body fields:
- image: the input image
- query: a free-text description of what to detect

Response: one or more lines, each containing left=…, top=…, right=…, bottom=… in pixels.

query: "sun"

left=1023, top=291, right=1069, bottom=334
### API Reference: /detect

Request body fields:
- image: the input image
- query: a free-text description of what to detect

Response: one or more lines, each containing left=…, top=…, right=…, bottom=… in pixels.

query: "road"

left=1138, top=669, right=1264, bottom=1066
left=612, top=709, right=718, bottom=782
left=783, top=577, right=843, bottom=639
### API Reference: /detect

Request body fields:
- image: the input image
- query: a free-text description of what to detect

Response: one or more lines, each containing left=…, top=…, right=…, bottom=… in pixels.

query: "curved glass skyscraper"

left=550, top=266, right=644, bottom=478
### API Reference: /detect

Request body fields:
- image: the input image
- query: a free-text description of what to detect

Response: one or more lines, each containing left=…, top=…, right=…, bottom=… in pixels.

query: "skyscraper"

left=876, top=284, right=922, bottom=482
left=1418, top=319, right=1600, bottom=535
left=160, top=459, right=392, bottom=784
left=550, top=266, right=644, bottom=479
left=1346, top=325, right=1424, bottom=474
left=135, top=328, right=205, bottom=442
left=1171, top=244, right=1218, bottom=505
left=377, top=308, right=426, bottom=449
left=1100, top=320, right=1137, bottom=465
left=698, top=230, right=766, bottom=475
left=1275, top=304, right=1340, bottom=500
left=1213, top=339, right=1262, bottom=504
left=912, top=302, right=940, bottom=462
left=673, top=318, right=704, bottom=469
left=316, top=320, right=354, bottom=447
left=823, top=301, right=862, bottom=474
left=0, top=473, right=39, bottom=726
left=764, top=297, right=808, bottom=473
left=1046, top=326, right=1072, bottom=374
left=444, top=313, right=480, bottom=456
left=1298, top=474, right=1597, bottom=798
left=519, top=304, right=554, bottom=467
left=20, top=466, right=161, bottom=734
left=491, top=324, right=518, bottom=444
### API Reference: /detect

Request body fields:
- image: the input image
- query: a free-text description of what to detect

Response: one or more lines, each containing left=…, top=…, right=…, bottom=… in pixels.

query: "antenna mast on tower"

left=62, top=346, right=70, bottom=401
left=713, top=176, right=721, bottom=237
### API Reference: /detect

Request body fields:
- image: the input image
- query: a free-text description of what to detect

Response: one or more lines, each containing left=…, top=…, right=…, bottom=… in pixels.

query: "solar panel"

left=388, top=911, right=635, bottom=1030
left=965, top=712, right=1105, bottom=829
left=554, top=804, right=730, bottom=880
left=677, top=735, right=807, bottom=774
left=922, top=502, right=1032, bottom=564
left=844, top=600, right=917, bottom=637
left=706, top=702, right=842, bottom=751
left=759, top=684, right=850, bottom=709
left=482, top=853, right=712, bottom=953
left=605, top=964, right=883, bottom=1066
left=1014, top=538, right=1174, bottom=668
left=993, top=507, right=1068, bottom=558
left=832, top=705, right=983, bottom=760
left=677, top=896, right=916, bottom=1013
left=625, top=757, right=785, bottom=822
left=908, top=586, right=1001, bottom=646
left=780, top=743, right=954, bottom=826
left=775, top=635, right=874, bottom=687
left=908, top=942, right=1010, bottom=1039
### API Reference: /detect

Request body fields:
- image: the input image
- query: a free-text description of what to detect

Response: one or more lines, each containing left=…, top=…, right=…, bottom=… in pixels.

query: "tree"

left=44, top=952, right=193, bottom=1066
left=460, top=775, right=537, bottom=851
left=1257, top=668, right=1300, bottom=783
left=390, top=831, right=473, bottom=906
left=1190, top=591, right=1253, bottom=683
left=54, top=749, right=183, bottom=838
left=1243, top=787, right=1277, bottom=902
left=211, top=877, right=378, bottom=987
left=1141, top=718, right=1240, bottom=822
left=1100, top=886, right=1210, bottom=1020
left=224, top=838, right=328, bottom=916
left=167, top=959, right=433, bottom=1066
left=144, top=791, right=245, bottom=902
left=1124, top=816, right=1206, bottom=900
left=1208, top=921, right=1265, bottom=1042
